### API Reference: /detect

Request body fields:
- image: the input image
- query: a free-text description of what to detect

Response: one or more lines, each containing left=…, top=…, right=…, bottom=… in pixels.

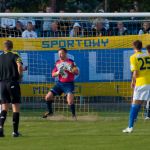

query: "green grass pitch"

left=0, top=114, right=150, bottom=150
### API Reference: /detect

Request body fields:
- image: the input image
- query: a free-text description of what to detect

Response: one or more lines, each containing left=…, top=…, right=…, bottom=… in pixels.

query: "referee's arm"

left=16, top=56, right=23, bottom=76
left=17, top=62, right=23, bottom=75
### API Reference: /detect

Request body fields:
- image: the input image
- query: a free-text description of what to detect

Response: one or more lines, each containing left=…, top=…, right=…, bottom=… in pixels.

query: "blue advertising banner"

left=19, top=48, right=132, bottom=84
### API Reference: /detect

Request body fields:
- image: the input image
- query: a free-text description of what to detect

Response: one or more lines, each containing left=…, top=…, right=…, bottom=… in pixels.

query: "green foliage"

left=4, top=0, right=49, bottom=12
left=1, top=0, right=150, bottom=12
left=109, top=0, right=150, bottom=12
left=65, top=0, right=100, bottom=12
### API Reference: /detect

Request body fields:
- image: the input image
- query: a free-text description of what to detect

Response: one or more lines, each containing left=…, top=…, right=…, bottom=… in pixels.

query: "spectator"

left=35, top=10, right=44, bottom=31
left=45, top=6, right=54, bottom=13
left=0, top=27, right=9, bottom=37
left=1, top=17, right=15, bottom=29
left=1, top=8, right=15, bottom=29
left=43, top=6, right=54, bottom=31
left=113, top=21, right=128, bottom=36
left=22, top=22, right=37, bottom=38
left=97, top=10, right=110, bottom=30
left=130, top=8, right=136, bottom=13
left=91, top=19, right=108, bottom=36
left=0, top=7, right=15, bottom=37
left=4, top=8, right=11, bottom=13
left=69, top=22, right=83, bottom=37
left=59, top=21, right=70, bottom=37
left=76, top=9, right=82, bottom=13
left=59, top=10, right=65, bottom=13
left=138, top=22, right=150, bottom=35
left=9, top=21, right=24, bottom=37
left=129, top=8, right=140, bottom=20
left=42, top=21, right=62, bottom=37
left=18, top=18, right=35, bottom=30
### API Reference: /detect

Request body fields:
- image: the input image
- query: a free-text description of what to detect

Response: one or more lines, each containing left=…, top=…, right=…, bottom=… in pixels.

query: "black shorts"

left=0, top=81, right=21, bottom=104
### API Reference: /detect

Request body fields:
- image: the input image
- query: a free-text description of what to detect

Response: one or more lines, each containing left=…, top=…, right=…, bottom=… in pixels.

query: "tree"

left=65, top=0, right=100, bottom=12
left=1, top=0, right=150, bottom=12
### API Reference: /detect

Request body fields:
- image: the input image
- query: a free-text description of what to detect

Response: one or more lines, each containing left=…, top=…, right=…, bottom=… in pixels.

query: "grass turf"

left=0, top=114, right=150, bottom=150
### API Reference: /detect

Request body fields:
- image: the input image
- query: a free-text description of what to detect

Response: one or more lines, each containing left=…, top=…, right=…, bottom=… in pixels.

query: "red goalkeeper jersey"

left=52, top=58, right=78, bottom=83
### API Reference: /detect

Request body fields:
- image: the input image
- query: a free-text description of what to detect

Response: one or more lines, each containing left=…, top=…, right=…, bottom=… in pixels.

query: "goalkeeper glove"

left=64, top=65, right=73, bottom=72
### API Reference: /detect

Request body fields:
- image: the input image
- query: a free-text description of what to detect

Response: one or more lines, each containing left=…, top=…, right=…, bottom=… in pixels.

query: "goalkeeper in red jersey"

left=43, top=48, right=79, bottom=119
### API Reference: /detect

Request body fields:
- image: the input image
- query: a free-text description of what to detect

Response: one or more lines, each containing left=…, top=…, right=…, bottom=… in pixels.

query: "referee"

left=0, top=40, right=23, bottom=137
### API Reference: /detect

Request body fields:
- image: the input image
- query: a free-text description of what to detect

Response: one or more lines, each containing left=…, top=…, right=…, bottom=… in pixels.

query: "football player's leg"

left=44, top=91, right=54, bottom=116
left=123, top=100, right=142, bottom=133
left=0, top=104, right=9, bottom=137
left=11, top=81, right=21, bottom=137
left=0, top=82, right=10, bottom=137
left=128, top=100, right=142, bottom=128
left=67, top=93, right=76, bottom=117
left=145, top=100, right=150, bottom=119
left=12, top=103, right=21, bottom=137
left=64, top=83, right=76, bottom=117
left=43, top=84, right=63, bottom=118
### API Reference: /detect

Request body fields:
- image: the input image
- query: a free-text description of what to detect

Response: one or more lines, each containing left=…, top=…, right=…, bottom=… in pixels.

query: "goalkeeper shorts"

left=50, top=81, right=75, bottom=96
left=133, top=85, right=150, bottom=101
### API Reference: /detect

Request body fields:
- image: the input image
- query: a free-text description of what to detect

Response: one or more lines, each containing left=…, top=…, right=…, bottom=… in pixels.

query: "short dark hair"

left=4, top=40, right=13, bottom=50
left=146, top=45, right=150, bottom=53
left=58, top=48, right=68, bottom=53
left=27, top=21, right=33, bottom=25
left=133, top=40, right=142, bottom=50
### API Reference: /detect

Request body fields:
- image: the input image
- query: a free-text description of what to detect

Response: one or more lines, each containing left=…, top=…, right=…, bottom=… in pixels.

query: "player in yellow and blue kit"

left=144, top=45, right=150, bottom=120
left=123, top=40, right=150, bottom=133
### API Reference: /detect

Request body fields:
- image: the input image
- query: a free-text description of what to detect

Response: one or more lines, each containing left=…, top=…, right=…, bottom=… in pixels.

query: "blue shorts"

left=50, top=81, right=75, bottom=96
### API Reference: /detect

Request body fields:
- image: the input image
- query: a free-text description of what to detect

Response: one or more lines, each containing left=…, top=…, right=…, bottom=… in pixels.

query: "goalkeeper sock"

left=128, top=104, right=141, bottom=128
left=46, top=101, right=53, bottom=114
left=13, top=112, right=20, bottom=133
left=70, top=104, right=76, bottom=116
left=0, top=110, right=7, bottom=129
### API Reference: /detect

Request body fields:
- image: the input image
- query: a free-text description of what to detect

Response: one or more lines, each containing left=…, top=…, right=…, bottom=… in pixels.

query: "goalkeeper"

left=43, top=48, right=79, bottom=119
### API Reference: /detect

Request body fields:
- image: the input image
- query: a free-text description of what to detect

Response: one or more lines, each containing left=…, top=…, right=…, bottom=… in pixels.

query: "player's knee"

left=1, top=110, right=7, bottom=118
left=12, top=104, right=20, bottom=112
left=132, top=100, right=142, bottom=105
left=45, top=92, right=53, bottom=101
left=45, top=95, right=50, bottom=101
left=67, top=96, right=74, bottom=105
left=67, top=101, right=73, bottom=105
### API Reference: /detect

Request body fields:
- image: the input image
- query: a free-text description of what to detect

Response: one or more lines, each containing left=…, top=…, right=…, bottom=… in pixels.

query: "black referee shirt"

left=0, top=51, right=22, bottom=81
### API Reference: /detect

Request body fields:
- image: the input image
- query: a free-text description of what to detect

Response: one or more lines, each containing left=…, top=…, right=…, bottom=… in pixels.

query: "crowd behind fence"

left=0, top=16, right=149, bottom=38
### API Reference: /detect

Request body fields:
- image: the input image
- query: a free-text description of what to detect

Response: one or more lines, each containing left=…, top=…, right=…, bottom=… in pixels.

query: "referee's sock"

left=70, top=104, right=76, bottom=117
left=128, top=104, right=141, bottom=128
left=13, top=112, right=20, bottom=133
left=46, top=101, right=53, bottom=114
left=0, top=110, right=7, bottom=129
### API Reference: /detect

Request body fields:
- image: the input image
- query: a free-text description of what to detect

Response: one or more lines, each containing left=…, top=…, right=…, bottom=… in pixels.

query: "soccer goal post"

left=0, top=13, right=150, bottom=118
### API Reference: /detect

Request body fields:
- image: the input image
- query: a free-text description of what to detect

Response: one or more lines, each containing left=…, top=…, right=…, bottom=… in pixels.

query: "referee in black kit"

left=0, top=40, right=23, bottom=137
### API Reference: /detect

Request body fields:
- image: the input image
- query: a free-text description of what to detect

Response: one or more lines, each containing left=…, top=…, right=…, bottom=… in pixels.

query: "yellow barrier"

left=21, top=82, right=132, bottom=97
left=0, top=34, right=149, bottom=51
